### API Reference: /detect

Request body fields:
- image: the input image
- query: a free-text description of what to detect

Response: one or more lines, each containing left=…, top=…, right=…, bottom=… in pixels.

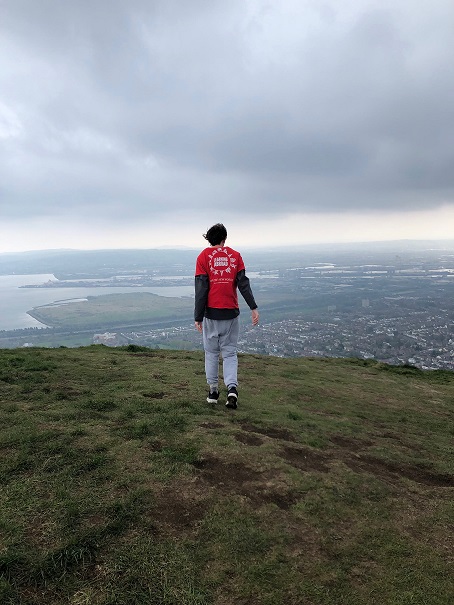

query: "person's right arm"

left=194, top=274, right=209, bottom=330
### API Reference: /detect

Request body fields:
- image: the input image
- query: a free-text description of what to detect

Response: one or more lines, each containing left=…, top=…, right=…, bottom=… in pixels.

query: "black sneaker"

left=225, top=386, right=238, bottom=409
left=206, top=389, right=219, bottom=404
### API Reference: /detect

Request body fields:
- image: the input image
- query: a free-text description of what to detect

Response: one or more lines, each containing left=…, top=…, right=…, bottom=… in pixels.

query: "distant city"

left=1, top=241, right=453, bottom=371
left=97, top=261, right=454, bottom=371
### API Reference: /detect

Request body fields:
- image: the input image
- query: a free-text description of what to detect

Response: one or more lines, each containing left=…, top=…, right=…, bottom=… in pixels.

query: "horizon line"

left=1, top=236, right=454, bottom=256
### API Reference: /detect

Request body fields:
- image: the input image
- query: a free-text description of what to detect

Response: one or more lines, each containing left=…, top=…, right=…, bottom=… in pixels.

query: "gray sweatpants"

left=202, top=317, right=240, bottom=389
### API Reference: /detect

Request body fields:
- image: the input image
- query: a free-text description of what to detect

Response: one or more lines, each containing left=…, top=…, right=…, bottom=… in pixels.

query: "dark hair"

left=203, top=223, right=227, bottom=246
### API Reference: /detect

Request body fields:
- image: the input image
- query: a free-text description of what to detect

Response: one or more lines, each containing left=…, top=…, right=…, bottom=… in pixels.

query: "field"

left=27, top=293, right=194, bottom=329
left=26, top=288, right=326, bottom=332
left=0, top=347, right=453, bottom=604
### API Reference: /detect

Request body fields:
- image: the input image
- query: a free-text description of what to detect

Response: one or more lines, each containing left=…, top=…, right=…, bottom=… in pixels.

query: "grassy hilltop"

left=0, top=347, right=453, bottom=605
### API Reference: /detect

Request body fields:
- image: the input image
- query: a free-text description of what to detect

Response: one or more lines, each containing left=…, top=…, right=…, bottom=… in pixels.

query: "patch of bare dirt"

left=279, top=446, right=330, bottom=472
left=152, top=496, right=208, bottom=531
left=192, top=457, right=258, bottom=486
left=146, top=440, right=164, bottom=452
left=141, top=391, right=165, bottom=399
left=329, top=435, right=372, bottom=452
left=328, top=433, right=454, bottom=487
left=253, top=490, right=300, bottom=510
left=215, top=596, right=264, bottom=605
left=378, top=432, right=422, bottom=452
left=234, top=432, right=264, bottom=446
left=345, top=455, right=454, bottom=487
left=241, top=423, right=296, bottom=442
left=151, top=482, right=209, bottom=533
left=54, top=387, right=84, bottom=400
left=192, top=456, right=299, bottom=509
left=151, top=372, right=164, bottom=380
left=199, top=422, right=225, bottom=429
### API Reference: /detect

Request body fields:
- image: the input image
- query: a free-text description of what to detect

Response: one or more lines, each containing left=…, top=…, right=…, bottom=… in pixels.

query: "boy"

left=194, top=223, right=259, bottom=408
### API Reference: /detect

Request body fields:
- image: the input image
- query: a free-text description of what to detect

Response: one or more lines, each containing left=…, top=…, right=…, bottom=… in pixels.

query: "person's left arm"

left=236, top=270, right=257, bottom=310
left=236, top=268, right=259, bottom=325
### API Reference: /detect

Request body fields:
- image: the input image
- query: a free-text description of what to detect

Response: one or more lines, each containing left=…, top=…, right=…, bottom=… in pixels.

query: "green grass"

left=0, top=347, right=453, bottom=604
left=27, top=292, right=193, bottom=328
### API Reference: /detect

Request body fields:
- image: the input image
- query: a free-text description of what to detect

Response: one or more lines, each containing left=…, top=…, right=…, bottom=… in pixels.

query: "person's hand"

left=251, top=309, right=259, bottom=326
left=195, top=321, right=203, bottom=333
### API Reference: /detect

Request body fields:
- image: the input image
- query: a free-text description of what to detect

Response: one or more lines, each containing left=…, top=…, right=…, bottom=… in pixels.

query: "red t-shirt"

left=195, top=246, right=245, bottom=309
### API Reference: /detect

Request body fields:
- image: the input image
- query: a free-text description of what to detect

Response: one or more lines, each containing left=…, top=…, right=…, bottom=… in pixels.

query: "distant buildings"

left=93, top=332, right=122, bottom=346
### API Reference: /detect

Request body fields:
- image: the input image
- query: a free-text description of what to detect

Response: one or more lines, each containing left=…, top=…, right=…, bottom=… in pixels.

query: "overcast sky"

left=1, top=0, right=453, bottom=252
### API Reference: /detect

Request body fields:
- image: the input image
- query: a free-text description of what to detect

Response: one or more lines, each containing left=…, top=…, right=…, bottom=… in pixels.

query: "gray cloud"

left=1, top=0, right=453, bottom=224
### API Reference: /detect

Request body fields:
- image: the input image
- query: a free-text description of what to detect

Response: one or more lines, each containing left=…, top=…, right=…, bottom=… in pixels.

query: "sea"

left=0, top=274, right=194, bottom=331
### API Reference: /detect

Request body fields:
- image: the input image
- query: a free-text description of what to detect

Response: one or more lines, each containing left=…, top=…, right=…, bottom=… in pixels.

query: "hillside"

left=0, top=347, right=453, bottom=605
